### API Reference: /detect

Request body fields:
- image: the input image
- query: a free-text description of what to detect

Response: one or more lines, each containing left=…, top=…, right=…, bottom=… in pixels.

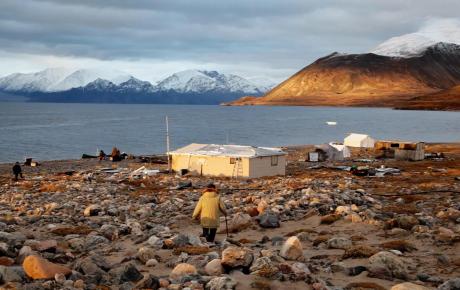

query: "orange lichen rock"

left=320, top=214, right=340, bottom=225
left=256, top=265, right=278, bottom=278
left=284, top=228, right=316, bottom=237
left=313, top=235, right=332, bottom=247
left=172, top=245, right=213, bottom=255
left=51, top=226, right=95, bottom=236
left=380, top=240, right=416, bottom=252
left=342, top=245, right=379, bottom=259
left=344, top=282, right=386, bottom=290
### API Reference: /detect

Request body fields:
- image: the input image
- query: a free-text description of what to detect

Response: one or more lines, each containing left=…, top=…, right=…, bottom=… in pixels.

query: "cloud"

left=1, top=0, right=460, bottom=80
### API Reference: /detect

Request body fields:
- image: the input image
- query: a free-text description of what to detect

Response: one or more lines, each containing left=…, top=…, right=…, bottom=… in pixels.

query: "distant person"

left=111, top=147, right=119, bottom=157
left=12, top=162, right=23, bottom=181
left=99, top=150, right=106, bottom=161
left=192, top=183, right=227, bottom=242
left=120, top=152, right=127, bottom=159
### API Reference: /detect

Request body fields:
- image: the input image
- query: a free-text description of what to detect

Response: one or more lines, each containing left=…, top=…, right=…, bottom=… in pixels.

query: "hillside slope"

left=223, top=43, right=460, bottom=107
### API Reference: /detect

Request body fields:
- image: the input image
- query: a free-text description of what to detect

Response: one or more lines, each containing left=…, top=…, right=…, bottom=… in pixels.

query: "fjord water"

left=0, top=102, right=459, bottom=164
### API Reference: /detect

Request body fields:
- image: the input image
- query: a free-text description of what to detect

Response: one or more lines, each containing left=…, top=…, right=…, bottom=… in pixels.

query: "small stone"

left=146, top=259, right=159, bottom=267
left=36, top=240, right=57, bottom=253
left=205, top=277, right=237, bottom=290
left=74, top=279, right=84, bottom=288
left=390, top=282, right=431, bottom=290
left=170, top=263, right=197, bottom=280
left=205, top=259, right=225, bottom=276
left=221, top=247, right=254, bottom=268
left=54, top=273, right=66, bottom=284
left=138, top=247, right=156, bottom=263
left=23, top=255, right=71, bottom=279
left=280, top=236, right=303, bottom=261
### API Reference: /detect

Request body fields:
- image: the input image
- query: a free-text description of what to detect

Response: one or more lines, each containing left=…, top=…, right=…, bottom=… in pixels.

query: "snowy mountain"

left=0, top=68, right=277, bottom=96
left=50, top=69, right=132, bottom=91
left=0, top=68, right=74, bottom=92
left=369, top=25, right=460, bottom=57
left=155, top=70, right=275, bottom=94
left=248, top=77, right=278, bottom=92
left=0, top=68, right=132, bottom=92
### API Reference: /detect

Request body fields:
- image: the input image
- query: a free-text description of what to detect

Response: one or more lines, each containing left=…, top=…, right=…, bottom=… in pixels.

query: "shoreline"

left=2, top=142, right=459, bottom=176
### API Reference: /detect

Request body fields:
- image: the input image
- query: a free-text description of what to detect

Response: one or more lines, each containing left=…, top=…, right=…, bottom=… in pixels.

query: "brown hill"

left=222, top=43, right=460, bottom=108
left=395, top=83, right=460, bottom=111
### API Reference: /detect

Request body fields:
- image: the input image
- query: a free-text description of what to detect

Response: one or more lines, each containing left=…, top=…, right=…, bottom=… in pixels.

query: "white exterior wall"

left=171, top=154, right=250, bottom=177
left=171, top=154, right=285, bottom=178
left=248, top=155, right=286, bottom=179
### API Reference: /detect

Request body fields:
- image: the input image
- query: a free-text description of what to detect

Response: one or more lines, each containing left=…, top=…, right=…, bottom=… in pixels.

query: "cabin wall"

left=248, top=155, right=285, bottom=178
left=171, top=155, right=250, bottom=177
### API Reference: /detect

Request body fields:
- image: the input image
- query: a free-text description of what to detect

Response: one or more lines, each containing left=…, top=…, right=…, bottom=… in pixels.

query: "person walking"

left=192, top=183, right=227, bottom=242
left=12, top=162, right=23, bottom=181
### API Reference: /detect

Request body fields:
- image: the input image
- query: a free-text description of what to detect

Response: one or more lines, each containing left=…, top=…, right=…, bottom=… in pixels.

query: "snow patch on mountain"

left=155, top=69, right=274, bottom=94
left=51, top=69, right=132, bottom=91
left=248, top=77, right=278, bottom=91
left=0, top=68, right=74, bottom=92
left=369, top=25, right=460, bottom=57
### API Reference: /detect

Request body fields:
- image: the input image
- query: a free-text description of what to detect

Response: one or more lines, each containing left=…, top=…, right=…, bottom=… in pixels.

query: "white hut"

left=329, top=143, right=351, bottom=158
left=169, top=144, right=286, bottom=179
left=344, top=133, right=375, bottom=148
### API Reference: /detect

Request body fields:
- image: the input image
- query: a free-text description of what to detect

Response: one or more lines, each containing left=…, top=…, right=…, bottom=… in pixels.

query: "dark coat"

left=13, top=164, right=22, bottom=174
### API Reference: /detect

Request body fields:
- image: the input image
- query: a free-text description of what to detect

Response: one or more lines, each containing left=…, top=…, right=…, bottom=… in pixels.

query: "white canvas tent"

left=344, top=133, right=375, bottom=148
left=329, top=143, right=351, bottom=158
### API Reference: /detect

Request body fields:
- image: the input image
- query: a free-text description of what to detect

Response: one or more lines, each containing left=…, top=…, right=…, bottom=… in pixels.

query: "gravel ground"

left=0, top=156, right=167, bottom=177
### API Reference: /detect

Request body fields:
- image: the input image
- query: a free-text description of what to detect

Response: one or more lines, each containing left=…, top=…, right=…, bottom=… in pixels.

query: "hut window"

left=271, top=156, right=278, bottom=166
left=230, top=157, right=240, bottom=164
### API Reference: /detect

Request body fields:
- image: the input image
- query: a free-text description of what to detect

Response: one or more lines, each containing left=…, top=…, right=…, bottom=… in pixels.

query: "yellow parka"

left=192, top=188, right=227, bottom=228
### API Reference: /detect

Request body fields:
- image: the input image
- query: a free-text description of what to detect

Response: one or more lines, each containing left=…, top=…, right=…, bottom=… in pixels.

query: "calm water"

left=0, top=102, right=459, bottom=164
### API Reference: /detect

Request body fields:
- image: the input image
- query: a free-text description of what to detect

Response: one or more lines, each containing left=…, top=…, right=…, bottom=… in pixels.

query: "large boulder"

left=368, top=251, right=407, bottom=281
left=257, top=210, right=280, bottom=228
left=386, top=216, right=419, bottom=230
left=390, top=282, right=431, bottom=290
left=249, top=257, right=271, bottom=273
left=0, top=266, right=23, bottom=284
left=205, top=277, right=237, bottom=290
left=438, top=278, right=460, bottom=290
left=280, top=236, right=303, bottom=261
left=138, top=247, right=156, bottom=264
left=23, top=256, right=71, bottom=280
left=327, top=238, right=352, bottom=250
left=84, top=204, right=101, bottom=216
left=170, top=263, right=197, bottom=280
left=221, top=247, right=254, bottom=268
left=115, top=263, right=144, bottom=284
left=205, top=259, right=225, bottom=276
left=132, top=274, right=160, bottom=290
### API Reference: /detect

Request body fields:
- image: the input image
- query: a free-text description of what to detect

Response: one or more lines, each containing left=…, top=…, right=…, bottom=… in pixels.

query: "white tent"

left=344, top=133, right=375, bottom=148
left=329, top=143, right=351, bottom=158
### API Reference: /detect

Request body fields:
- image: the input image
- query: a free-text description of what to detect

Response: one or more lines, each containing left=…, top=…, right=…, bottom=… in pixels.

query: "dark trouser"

left=202, top=228, right=217, bottom=242
left=14, top=173, right=22, bottom=181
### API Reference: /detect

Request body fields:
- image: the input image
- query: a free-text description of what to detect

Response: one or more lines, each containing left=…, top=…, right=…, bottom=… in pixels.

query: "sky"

left=1, top=0, right=460, bottom=83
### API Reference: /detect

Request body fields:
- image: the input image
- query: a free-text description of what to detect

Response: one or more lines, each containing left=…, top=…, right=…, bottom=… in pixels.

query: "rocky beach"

left=0, top=143, right=459, bottom=290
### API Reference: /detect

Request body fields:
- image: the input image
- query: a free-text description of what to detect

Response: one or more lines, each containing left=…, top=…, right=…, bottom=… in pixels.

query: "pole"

left=166, top=116, right=170, bottom=172
left=225, top=214, right=229, bottom=238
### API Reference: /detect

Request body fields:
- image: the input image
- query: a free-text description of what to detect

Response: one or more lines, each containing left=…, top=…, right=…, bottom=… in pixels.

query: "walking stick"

left=225, top=214, right=229, bottom=238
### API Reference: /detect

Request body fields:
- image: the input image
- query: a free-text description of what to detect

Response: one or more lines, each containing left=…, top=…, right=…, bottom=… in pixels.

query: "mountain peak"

left=198, top=70, right=220, bottom=78
left=369, top=25, right=460, bottom=57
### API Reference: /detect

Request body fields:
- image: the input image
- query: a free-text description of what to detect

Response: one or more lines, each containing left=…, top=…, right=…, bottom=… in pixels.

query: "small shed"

left=329, top=143, right=351, bottom=158
left=309, top=144, right=344, bottom=162
left=169, top=144, right=286, bottom=179
left=344, top=133, right=375, bottom=148
left=375, top=141, right=425, bottom=161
